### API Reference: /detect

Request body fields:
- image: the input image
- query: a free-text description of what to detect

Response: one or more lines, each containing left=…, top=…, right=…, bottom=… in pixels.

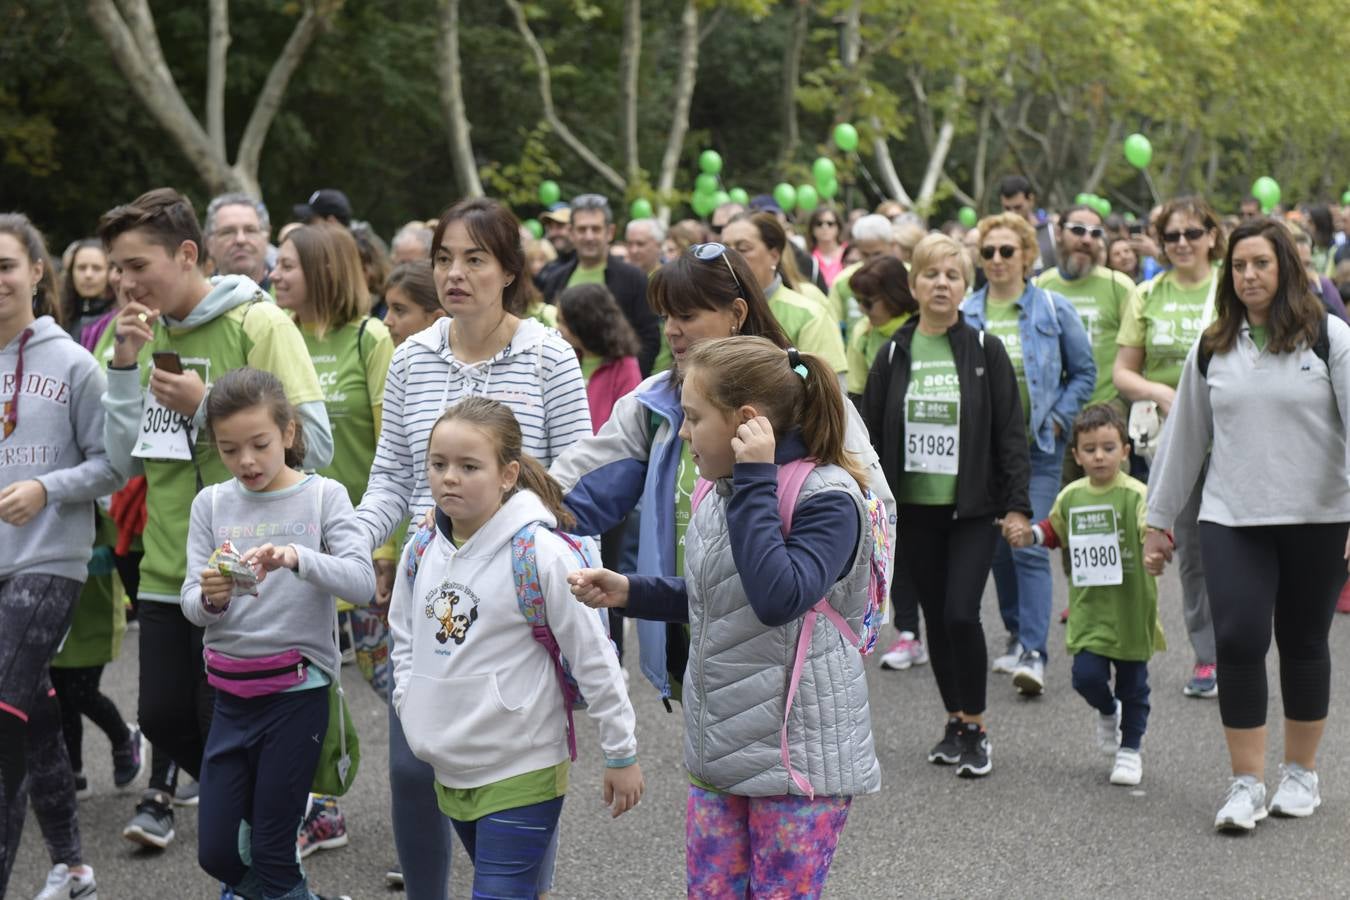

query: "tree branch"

left=619, top=0, right=642, bottom=184
left=656, top=0, right=699, bottom=220
left=436, top=0, right=482, bottom=197
left=116, top=0, right=174, bottom=88
left=206, top=0, right=230, bottom=158
left=778, top=0, right=809, bottom=166
left=1081, top=117, right=1121, bottom=194
left=917, top=73, right=965, bottom=205
left=505, top=0, right=626, bottom=193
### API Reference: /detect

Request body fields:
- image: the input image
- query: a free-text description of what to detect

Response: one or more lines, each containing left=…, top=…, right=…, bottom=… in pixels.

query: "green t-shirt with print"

left=846, top=314, right=910, bottom=396
left=1115, top=267, right=1218, bottom=389
left=567, top=265, right=606, bottom=288
left=898, top=329, right=960, bottom=506
left=1049, top=472, right=1164, bottom=662
left=1034, top=266, right=1135, bottom=406
left=134, top=300, right=324, bottom=600
left=983, top=299, right=1029, bottom=429
left=304, top=317, right=394, bottom=508
left=435, top=762, right=569, bottom=822
left=768, top=285, right=848, bottom=373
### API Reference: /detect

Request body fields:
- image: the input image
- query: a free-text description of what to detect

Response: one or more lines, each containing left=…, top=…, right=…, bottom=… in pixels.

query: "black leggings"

left=137, top=602, right=214, bottom=790
left=51, top=665, right=131, bottom=773
left=897, top=505, right=999, bottom=716
left=1199, top=521, right=1349, bottom=729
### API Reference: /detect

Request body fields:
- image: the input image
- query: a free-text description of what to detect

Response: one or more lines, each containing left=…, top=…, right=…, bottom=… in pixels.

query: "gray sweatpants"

left=1168, top=463, right=1216, bottom=666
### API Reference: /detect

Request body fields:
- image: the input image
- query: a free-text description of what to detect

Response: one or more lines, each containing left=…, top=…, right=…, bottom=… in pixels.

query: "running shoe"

left=1183, top=663, right=1218, bottom=698
left=173, top=776, right=199, bottom=807
left=113, top=726, right=146, bottom=789
left=298, top=795, right=349, bottom=858
left=955, top=723, right=992, bottom=778
left=927, top=716, right=964, bottom=765
left=1269, top=763, right=1321, bottom=817
left=1110, top=749, right=1142, bottom=786
left=123, top=790, right=175, bottom=849
left=1011, top=650, right=1046, bottom=696
left=991, top=637, right=1022, bottom=674
left=385, top=865, right=405, bottom=889
left=880, top=632, right=928, bottom=670
left=1096, top=701, right=1121, bottom=755
left=73, top=772, right=93, bottom=801
left=34, top=863, right=97, bottom=900
left=1215, top=776, right=1267, bottom=833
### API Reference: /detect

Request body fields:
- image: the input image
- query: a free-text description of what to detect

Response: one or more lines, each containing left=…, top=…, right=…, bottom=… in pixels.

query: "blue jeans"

left=1071, top=650, right=1150, bottom=750
left=993, top=435, right=1065, bottom=659
left=451, top=797, right=565, bottom=900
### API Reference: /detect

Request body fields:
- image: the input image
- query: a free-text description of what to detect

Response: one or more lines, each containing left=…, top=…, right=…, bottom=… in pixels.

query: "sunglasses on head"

left=1066, top=223, right=1105, bottom=240
left=981, top=244, right=1017, bottom=260
left=1163, top=227, right=1208, bottom=243
left=690, top=242, right=743, bottom=294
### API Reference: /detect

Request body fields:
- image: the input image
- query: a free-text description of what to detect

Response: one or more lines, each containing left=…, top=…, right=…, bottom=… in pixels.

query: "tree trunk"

left=841, top=0, right=912, bottom=206
left=655, top=0, right=699, bottom=222
left=436, top=0, right=483, bottom=197
left=505, top=0, right=626, bottom=193
left=620, top=0, right=642, bottom=185
left=1081, top=118, right=1122, bottom=195
left=916, top=74, right=965, bottom=206
left=779, top=0, right=809, bottom=166
left=206, top=0, right=229, bottom=159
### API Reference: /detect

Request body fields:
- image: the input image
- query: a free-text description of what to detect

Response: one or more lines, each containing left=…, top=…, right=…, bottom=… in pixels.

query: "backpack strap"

left=690, top=478, right=714, bottom=515
left=1200, top=312, right=1331, bottom=379
left=356, top=315, right=371, bottom=369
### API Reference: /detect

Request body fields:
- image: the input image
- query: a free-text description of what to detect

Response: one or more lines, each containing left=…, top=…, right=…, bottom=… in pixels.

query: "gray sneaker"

left=992, top=637, right=1023, bottom=674
left=1215, top=776, right=1267, bottom=833
left=123, top=790, right=175, bottom=849
left=1011, top=650, right=1046, bottom=695
left=1269, top=763, right=1321, bottom=817
left=1096, top=701, right=1121, bottom=755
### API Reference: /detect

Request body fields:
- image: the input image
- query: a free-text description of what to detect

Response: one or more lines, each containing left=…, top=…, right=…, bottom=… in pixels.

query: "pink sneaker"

left=1337, top=581, right=1350, bottom=614
left=880, top=632, right=929, bottom=670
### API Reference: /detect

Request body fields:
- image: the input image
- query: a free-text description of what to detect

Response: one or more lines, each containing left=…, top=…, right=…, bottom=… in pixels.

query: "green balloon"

left=1252, top=176, right=1281, bottom=211
left=629, top=198, right=654, bottom=220
left=691, top=191, right=717, bottom=218
left=695, top=173, right=719, bottom=195
left=1075, top=193, right=1092, bottom=206
left=1095, top=197, right=1112, bottom=215
left=523, top=218, right=543, bottom=239
left=812, top=157, right=837, bottom=185
left=957, top=206, right=977, bottom=228
left=1123, top=133, right=1153, bottom=169
left=796, top=184, right=819, bottom=212
left=1124, top=211, right=1137, bottom=223
left=1341, top=190, right=1350, bottom=206
left=773, top=182, right=797, bottom=211
left=538, top=180, right=561, bottom=206
left=833, top=123, right=859, bottom=153
left=698, top=150, right=723, bottom=175
left=729, top=187, right=750, bottom=206
left=818, top=177, right=839, bottom=200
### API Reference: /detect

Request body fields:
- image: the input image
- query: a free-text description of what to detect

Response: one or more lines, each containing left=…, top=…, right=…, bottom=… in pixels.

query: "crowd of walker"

left=3, top=177, right=1350, bottom=899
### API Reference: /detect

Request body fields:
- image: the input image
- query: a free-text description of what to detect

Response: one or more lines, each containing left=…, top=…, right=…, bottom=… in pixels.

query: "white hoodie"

left=389, top=489, right=636, bottom=789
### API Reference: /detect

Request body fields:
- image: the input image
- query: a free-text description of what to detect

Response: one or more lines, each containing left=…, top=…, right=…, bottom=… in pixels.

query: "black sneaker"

left=123, top=790, right=175, bottom=849
left=928, top=716, right=964, bottom=765
left=73, top=771, right=93, bottom=801
left=113, top=725, right=147, bottom=789
left=955, top=723, right=992, bottom=778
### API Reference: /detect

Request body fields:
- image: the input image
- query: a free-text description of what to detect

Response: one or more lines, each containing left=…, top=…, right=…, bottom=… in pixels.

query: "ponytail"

left=684, top=336, right=868, bottom=491
left=515, top=454, right=575, bottom=531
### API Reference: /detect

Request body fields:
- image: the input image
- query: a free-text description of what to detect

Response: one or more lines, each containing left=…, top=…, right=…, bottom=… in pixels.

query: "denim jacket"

left=962, top=282, right=1096, bottom=453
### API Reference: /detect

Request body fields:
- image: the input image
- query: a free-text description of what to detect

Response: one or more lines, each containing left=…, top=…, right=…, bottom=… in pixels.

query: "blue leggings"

left=1070, top=650, right=1150, bottom=750
left=451, top=798, right=564, bottom=900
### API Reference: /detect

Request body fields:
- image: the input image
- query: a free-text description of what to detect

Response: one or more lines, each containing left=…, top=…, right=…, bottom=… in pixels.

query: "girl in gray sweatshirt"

left=180, top=368, right=372, bottom=900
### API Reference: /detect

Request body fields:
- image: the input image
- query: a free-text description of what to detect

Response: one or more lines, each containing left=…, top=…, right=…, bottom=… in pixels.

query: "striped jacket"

left=356, top=317, right=592, bottom=547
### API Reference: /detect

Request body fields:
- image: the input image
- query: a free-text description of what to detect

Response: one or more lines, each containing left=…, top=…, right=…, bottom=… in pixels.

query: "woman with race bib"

left=863, top=233, right=1031, bottom=778
left=962, top=213, right=1095, bottom=696
left=1113, top=196, right=1225, bottom=699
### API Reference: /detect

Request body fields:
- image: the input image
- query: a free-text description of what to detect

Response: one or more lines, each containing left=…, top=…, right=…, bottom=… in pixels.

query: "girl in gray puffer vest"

left=569, top=336, right=880, bottom=899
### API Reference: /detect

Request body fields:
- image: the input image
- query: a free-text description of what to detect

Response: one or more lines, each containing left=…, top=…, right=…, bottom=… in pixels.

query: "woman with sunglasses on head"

left=962, top=213, right=1095, bottom=696
left=551, top=243, right=893, bottom=703
left=1113, top=196, right=1225, bottom=700
left=808, top=207, right=848, bottom=289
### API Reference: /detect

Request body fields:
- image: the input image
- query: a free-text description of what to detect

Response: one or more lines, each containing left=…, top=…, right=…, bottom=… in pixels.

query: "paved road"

left=14, top=566, right=1350, bottom=899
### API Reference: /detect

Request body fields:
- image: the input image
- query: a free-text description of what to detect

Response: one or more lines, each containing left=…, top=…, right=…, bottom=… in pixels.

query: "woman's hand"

left=373, top=558, right=396, bottom=611
left=603, top=762, right=645, bottom=818
left=1152, top=383, right=1177, bottom=418
left=1000, top=515, right=1033, bottom=548
left=568, top=568, right=630, bottom=609
left=731, top=416, right=776, bottom=465
left=200, top=567, right=233, bottom=610
left=0, top=480, right=47, bottom=526
left=244, top=543, right=299, bottom=578
left=1143, top=529, right=1174, bottom=576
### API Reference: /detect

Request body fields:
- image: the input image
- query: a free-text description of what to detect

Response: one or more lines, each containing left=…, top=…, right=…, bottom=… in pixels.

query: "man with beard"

left=204, top=193, right=273, bottom=291
left=1034, top=205, right=1136, bottom=414
left=533, top=205, right=575, bottom=290
left=538, top=193, right=660, bottom=374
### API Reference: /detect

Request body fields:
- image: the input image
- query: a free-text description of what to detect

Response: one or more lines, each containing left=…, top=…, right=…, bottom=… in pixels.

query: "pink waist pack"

left=204, top=648, right=308, bottom=698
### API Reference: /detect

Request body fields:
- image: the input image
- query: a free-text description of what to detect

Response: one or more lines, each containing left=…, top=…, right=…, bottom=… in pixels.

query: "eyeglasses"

left=1066, top=224, right=1105, bottom=240
left=212, top=226, right=263, bottom=239
left=1162, top=227, right=1208, bottom=243
left=981, top=245, right=1017, bottom=260
left=815, top=220, right=839, bottom=228
left=690, top=242, right=743, bottom=295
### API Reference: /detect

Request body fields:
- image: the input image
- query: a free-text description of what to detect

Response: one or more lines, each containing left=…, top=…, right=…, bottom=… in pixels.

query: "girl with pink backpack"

left=569, top=336, right=886, bottom=899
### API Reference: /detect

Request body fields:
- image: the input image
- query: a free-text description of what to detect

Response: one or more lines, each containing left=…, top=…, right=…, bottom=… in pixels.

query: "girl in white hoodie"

left=388, top=397, right=642, bottom=898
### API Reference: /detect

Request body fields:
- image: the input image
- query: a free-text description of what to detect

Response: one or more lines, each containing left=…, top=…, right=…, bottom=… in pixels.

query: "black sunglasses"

left=1066, top=223, right=1106, bottom=240
left=981, top=244, right=1017, bottom=260
left=690, top=242, right=743, bottom=294
left=1163, top=227, right=1208, bottom=243
left=1127, top=223, right=1145, bottom=235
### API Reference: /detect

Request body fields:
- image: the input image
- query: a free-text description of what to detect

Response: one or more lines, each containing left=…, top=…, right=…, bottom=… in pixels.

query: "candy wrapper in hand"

left=209, top=540, right=262, bottom=598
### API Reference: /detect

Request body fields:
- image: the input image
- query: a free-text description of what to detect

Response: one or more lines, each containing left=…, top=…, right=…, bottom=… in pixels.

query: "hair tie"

left=786, top=347, right=808, bottom=380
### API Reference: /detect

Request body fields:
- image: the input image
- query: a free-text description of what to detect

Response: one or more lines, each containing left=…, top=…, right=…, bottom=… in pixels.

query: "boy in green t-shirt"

left=1005, top=405, right=1165, bottom=788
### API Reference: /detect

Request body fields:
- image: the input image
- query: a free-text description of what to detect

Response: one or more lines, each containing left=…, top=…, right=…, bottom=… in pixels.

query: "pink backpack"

left=690, top=459, right=889, bottom=797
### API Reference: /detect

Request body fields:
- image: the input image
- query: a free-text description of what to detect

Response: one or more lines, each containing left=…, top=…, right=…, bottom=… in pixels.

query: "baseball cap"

left=292, top=189, right=352, bottom=226
left=540, top=207, right=571, bottom=225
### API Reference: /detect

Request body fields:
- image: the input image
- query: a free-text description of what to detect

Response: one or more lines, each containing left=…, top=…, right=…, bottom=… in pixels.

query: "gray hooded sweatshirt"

left=1, top=316, right=122, bottom=581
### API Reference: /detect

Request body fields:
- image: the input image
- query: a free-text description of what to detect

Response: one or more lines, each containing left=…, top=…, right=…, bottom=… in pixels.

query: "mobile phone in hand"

left=152, top=351, right=183, bottom=375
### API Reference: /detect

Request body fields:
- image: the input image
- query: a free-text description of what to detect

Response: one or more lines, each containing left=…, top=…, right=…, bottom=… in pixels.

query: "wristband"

left=605, top=755, right=638, bottom=769
left=1030, top=524, right=1044, bottom=546
left=201, top=594, right=229, bottom=615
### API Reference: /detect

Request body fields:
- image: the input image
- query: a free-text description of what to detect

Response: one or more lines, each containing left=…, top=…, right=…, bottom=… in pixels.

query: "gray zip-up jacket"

left=683, top=463, right=881, bottom=797
left=1147, top=316, right=1350, bottom=529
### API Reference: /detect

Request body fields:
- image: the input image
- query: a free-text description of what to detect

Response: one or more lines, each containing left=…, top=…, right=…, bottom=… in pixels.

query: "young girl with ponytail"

left=569, top=336, right=880, bottom=899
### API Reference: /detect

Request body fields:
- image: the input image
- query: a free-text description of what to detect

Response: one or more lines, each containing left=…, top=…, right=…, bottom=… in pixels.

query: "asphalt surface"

left=13, top=565, right=1350, bottom=899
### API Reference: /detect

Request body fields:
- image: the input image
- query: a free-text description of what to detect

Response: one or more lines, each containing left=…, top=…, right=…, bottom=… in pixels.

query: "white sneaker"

left=1096, top=701, right=1121, bottom=755
left=1269, top=763, right=1321, bottom=817
left=992, top=638, right=1023, bottom=674
left=34, top=863, right=96, bottom=900
left=33, top=864, right=70, bottom=900
left=1011, top=650, right=1046, bottom=695
left=880, top=632, right=928, bottom=670
left=1215, top=776, right=1267, bottom=832
left=1109, top=748, right=1142, bottom=786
